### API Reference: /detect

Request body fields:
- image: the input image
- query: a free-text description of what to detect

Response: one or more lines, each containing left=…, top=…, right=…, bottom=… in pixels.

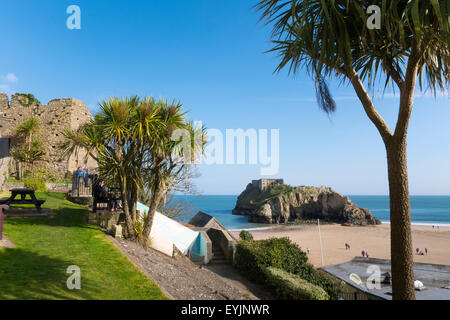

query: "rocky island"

left=232, top=179, right=381, bottom=226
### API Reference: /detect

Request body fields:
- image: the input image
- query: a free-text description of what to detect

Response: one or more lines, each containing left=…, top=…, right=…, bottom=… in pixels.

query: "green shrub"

left=16, top=93, right=41, bottom=107
left=234, top=237, right=341, bottom=299
left=239, top=230, right=254, bottom=241
left=32, top=168, right=57, bottom=182
left=264, top=267, right=329, bottom=300
left=23, top=177, right=47, bottom=192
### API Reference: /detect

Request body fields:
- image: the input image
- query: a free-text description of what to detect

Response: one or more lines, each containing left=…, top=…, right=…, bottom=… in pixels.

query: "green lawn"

left=0, top=192, right=167, bottom=300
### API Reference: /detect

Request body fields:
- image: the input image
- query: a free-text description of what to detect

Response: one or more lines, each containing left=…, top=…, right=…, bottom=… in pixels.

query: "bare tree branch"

left=347, top=69, right=393, bottom=143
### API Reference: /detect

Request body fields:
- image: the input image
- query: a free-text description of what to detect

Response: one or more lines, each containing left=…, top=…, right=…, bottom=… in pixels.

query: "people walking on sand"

left=345, top=243, right=351, bottom=250
left=365, top=251, right=369, bottom=258
left=425, top=248, right=428, bottom=255
left=362, top=250, right=365, bottom=257
left=307, top=248, right=310, bottom=254
left=416, top=248, right=420, bottom=254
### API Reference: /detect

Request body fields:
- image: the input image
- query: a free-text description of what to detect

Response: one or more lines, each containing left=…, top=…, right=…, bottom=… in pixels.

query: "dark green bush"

left=239, top=230, right=254, bottom=241
left=234, top=237, right=341, bottom=299
left=23, top=177, right=47, bottom=192
left=264, top=267, right=329, bottom=300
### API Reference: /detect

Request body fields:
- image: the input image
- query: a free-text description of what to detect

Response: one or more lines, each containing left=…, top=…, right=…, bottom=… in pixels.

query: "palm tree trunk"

left=386, top=137, right=416, bottom=300
left=120, top=175, right=136, bottom=239
left=129, top=188, right=137, bottom=223
left=141, top=183, right=164, bottom=248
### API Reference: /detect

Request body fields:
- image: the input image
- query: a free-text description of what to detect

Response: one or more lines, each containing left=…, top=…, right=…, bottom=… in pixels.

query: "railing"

left=71, top=171, right=96, bottom=197
left=339, top=291, right=370, bottom=300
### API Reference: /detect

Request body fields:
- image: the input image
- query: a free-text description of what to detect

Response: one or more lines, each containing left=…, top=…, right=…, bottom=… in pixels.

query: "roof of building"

left=188, top=211, right=219, bottom=228
left=188, top=211, right=237, bottom=241
left=321, top=257, right=450, bottom=300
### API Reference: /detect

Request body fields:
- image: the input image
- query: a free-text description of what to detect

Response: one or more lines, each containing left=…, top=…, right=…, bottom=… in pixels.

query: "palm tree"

left=256, top=0, right=449, bottom=299
left=60, top=96, right=206, bottom=244
left=140, top=101, right=207, bottom=245
left=14, top=116, right=43, bottom=177
left=16, top=116, right=41, bottom=151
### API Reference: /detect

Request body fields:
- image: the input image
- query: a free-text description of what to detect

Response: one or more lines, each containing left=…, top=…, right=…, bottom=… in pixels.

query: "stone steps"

left=210, top=246, right=228, bottom=265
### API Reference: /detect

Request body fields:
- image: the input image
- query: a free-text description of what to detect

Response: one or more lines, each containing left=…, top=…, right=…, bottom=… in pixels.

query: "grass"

left=0, top=192, right=168, bottom=300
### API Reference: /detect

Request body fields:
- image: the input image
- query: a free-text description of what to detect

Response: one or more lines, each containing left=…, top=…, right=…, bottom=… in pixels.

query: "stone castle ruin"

left=0, top=93, right=97, bottom=186
left=251, top=179, right=284, bottom=191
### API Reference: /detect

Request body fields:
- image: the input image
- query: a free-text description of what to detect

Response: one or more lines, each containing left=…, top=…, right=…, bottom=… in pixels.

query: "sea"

left=170, top=195, right=450, bottom=231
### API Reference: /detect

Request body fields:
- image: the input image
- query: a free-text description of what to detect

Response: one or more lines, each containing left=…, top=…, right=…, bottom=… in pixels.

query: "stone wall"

left=0, top=93, right=97, bottom=182
left=206, top=228, right=237, bottom=262
left=2, top=181, right=72, bottom=193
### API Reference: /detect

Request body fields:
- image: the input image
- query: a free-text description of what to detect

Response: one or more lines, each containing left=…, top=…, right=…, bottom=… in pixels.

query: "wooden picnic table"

left=0, top=188, right=46, bottom=212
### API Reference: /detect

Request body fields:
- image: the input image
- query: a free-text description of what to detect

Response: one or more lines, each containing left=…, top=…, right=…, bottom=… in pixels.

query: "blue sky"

left=0, top=0, right=449, bottom=195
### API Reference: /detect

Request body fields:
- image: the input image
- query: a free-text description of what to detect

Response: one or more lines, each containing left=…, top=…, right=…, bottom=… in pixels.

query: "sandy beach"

left=231, top=224, right=450, bottom=268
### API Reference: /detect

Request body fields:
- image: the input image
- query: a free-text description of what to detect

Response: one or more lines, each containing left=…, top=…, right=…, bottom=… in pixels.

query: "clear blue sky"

left=1, top=0, right=449, bottom=195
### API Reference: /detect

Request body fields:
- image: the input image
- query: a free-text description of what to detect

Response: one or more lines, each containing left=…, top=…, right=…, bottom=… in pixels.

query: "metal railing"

left=71, top=171, right=96, bottom=197
left=339, top=291, right=370, bottom=300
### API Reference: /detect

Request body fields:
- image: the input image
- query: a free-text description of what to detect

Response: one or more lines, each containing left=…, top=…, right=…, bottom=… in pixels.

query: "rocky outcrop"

left=232, top=183, right=381, bottom=226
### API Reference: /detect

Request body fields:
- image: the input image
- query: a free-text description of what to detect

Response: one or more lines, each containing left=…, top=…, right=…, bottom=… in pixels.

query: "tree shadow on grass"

left=5, top=206, right=99, bottom=231
left=0, top=248, right=101, bottom=300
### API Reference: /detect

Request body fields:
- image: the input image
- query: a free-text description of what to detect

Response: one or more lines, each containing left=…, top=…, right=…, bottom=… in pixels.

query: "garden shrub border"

left=234, top=237, right=342, bottom=299
left=264, top=267, right=329, bottom=300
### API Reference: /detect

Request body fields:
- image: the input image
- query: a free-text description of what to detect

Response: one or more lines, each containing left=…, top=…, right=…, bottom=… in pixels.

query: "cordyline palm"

left=15, top=116, right=44, bottom=177
left=256, top=0, right=449, bottom=300
left=140, top=101, right=207, bottom=245
left=60, top=96, right=206, bottom=244
left=61, top=96, right=161, bottom=238
left=16, top=116, right=41, bottom=152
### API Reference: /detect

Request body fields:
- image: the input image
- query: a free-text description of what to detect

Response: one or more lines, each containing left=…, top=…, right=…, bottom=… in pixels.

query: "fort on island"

left=251, top=178, right=284, bottom=191
left=0, top=92, right=96, bottom=187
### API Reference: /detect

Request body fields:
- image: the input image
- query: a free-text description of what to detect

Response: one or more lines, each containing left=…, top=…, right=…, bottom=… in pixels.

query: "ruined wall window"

left=0, top=138, right=10, bottom=158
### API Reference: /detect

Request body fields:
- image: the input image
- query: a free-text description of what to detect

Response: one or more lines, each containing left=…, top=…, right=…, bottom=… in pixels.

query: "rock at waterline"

left=232, top=181, right=381, bottom=226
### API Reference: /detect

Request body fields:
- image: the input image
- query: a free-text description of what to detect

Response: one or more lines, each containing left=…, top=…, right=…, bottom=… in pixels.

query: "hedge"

left=264, top=267, right=329, bottom=300
left=23, top=177, right=47, bottom=192
left=234, top=237, right=341, bottom=299
left=239, top=230, right=254, bottom=241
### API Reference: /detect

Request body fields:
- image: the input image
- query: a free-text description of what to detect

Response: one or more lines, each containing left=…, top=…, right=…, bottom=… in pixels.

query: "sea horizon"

left=170, top=194, right=450, bottom=230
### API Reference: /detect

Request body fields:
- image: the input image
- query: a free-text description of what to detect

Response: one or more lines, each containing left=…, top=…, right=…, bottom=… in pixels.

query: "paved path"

left=109, top=236, right=270, bottom=300
left=205, top=264, right=273, bottom=300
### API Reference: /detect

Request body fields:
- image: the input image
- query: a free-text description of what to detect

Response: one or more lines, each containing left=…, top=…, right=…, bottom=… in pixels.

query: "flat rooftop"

left=322, top=257, right=450, bottom=300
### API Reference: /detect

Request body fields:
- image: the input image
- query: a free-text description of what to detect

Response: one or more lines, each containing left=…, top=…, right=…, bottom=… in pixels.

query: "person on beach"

left=362, top=250, right=365, bottom=257
left=425, top=248, right=428, bottom=255
left=307, top=248, right=310, bottom=254
left=416, top=248, right=420, bottom=254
